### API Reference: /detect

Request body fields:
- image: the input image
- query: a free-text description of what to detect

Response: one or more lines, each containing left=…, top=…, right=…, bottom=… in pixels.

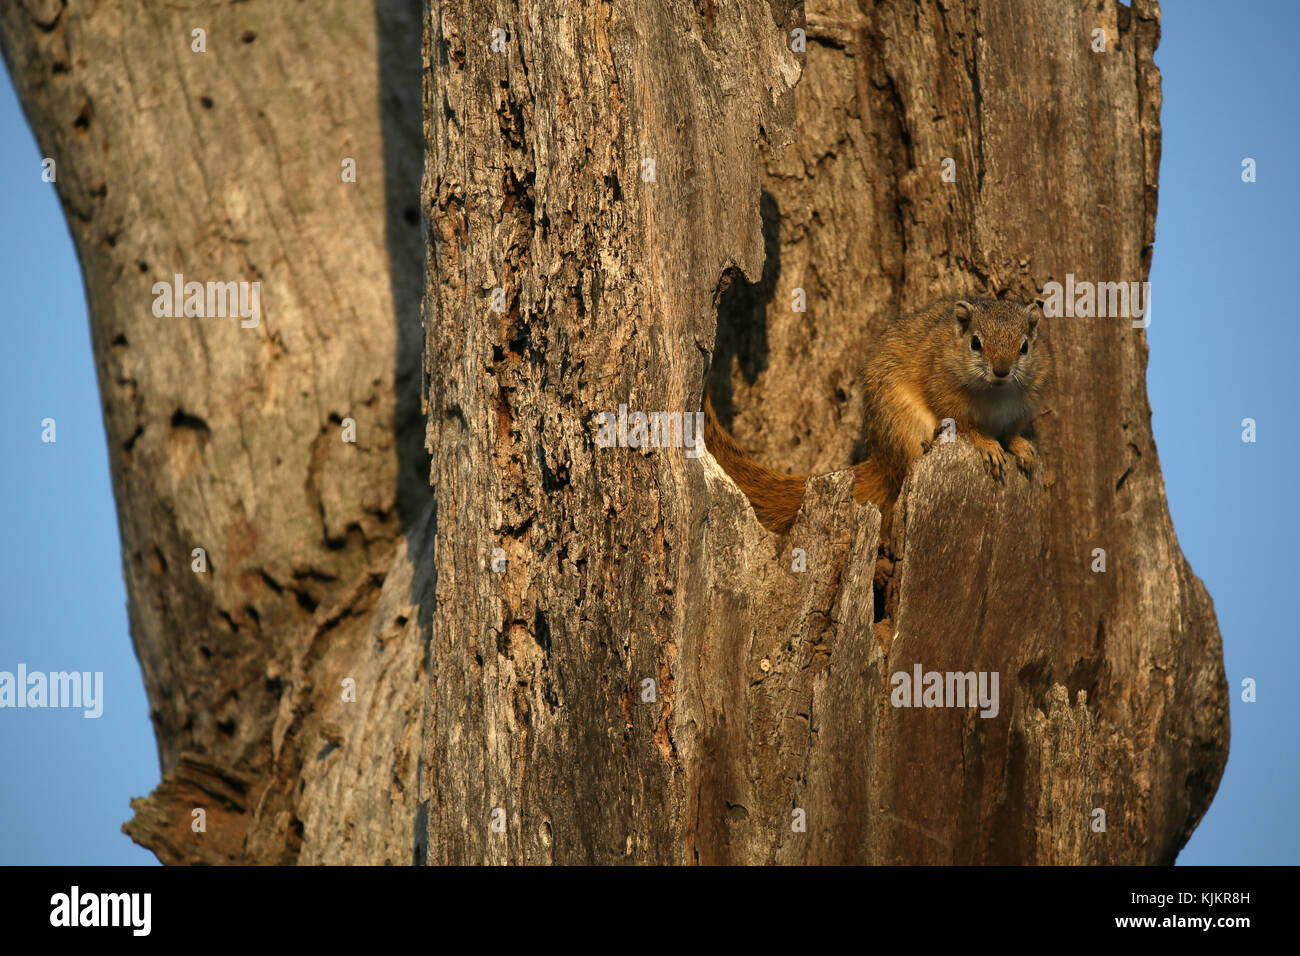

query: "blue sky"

left=1144, top=0, right=1299, bottom=863
left=1, top=1, right=1296, bottom=864
left=0, top=73, right=158, bottom=863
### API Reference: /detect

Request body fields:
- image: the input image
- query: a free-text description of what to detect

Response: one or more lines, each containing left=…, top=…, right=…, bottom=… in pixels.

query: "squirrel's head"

left=950, top=299, right=1043, bottom=390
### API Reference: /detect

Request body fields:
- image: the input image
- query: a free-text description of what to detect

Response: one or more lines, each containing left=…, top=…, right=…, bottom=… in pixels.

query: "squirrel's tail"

left=703, top=394, right=893, bottom=534
left=704, top=395, right=807, bottom=533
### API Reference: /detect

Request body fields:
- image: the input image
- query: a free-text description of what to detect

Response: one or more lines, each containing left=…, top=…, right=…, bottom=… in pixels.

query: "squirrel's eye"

left=970, top=335, right=982, bottom=352
left=1020, top=339, right=1029, bottom=355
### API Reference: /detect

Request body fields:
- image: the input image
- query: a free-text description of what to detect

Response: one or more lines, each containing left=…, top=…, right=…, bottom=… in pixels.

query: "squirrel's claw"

left=1008, top=436, right=1037, bottom=475
left=969, top=433, right=1007, bottom=481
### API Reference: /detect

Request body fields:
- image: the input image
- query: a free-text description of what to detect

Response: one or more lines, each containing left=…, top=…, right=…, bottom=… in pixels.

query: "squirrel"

left=704, top=298, right=1050, bottom=535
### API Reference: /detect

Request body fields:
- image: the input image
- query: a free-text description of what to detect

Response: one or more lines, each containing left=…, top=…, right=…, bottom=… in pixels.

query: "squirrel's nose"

left=992, top=366, right=1011, bottom=379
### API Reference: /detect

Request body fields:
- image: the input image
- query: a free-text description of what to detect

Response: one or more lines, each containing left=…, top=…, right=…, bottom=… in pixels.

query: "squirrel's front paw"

left=970, top=433, right=1007, bottom=480
left=1007, top=435, right=1036, bottom=475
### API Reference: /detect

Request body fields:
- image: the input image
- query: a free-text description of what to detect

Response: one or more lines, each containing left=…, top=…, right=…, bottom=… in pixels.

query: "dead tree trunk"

left=422, top=0, right=1226, bottom=864
left=2, top=0, right=1226, bottom=865
left=2, top=0, right=432, bottom=864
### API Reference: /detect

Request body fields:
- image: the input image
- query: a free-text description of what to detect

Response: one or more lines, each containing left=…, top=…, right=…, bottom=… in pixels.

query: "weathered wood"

left=1, top=0, right=430, bottom=863
left=3, top=0, right=1226, bottom=865
left=423, top=0, right=1226, bottom=864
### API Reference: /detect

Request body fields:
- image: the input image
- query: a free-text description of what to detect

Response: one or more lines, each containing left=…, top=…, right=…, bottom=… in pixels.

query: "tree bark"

left=2, top=0, right=431, bottom=864
left=2, top=0, right=1227, bottom=865
left=422, top=0, right=1226, bottom=865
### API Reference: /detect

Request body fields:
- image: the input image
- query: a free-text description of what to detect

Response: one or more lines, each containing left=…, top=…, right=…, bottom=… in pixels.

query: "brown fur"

left=704, top=298, right=1050, bottom=535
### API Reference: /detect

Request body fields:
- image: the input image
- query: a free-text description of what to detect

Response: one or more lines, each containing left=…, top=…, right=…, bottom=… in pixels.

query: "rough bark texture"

left=423, top=0, right=1226, bottom=865
left=2, top=0, right=430, bottom=864
left=2, top=0, right=1227, bottom=865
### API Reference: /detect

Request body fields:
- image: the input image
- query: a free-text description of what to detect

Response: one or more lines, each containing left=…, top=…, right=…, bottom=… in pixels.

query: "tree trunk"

left=2, top=0, right=431, bottom=864
left=422, top=0, right=1226, bottom=865
left=2, top=0, right=1227, bottom=865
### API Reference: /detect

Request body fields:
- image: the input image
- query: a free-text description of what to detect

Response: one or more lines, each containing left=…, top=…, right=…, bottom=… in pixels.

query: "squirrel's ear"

left=1023, top=300, right=1042, bottom=332
left=954, top=300, right=975, bottom=331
